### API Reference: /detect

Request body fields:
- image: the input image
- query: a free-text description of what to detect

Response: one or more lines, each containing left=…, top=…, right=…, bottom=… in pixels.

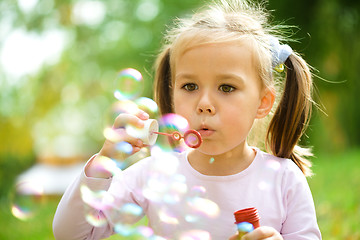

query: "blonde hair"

left=153, top=0, right=314, bottom=176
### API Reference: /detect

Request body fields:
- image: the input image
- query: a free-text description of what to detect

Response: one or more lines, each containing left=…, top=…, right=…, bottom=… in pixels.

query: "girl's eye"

left=182, top=83, right=198, bottom=91
left=219, top=84, right=235, bottom=93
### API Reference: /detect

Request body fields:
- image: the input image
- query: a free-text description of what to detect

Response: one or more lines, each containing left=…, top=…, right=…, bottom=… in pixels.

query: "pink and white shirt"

left=53, top=148, right=321, bottom=239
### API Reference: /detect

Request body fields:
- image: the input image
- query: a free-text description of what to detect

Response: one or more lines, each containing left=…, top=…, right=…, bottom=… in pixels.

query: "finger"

left=228, top=233, right=239, bottom=240
left=112, top=128, right=144, bottom=147
left=241, top=227, right=282, bottom=240
left=113, top=113, right=145, bottom=129
left=136, top=109, right=149, bottom=120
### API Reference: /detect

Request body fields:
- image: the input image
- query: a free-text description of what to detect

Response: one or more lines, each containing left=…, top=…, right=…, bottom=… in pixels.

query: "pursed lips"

left=197, top=125, right=215, bottom=137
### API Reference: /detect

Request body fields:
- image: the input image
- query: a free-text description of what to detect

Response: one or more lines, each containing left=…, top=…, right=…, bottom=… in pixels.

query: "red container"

left=234, top=207, right=260, bottom=229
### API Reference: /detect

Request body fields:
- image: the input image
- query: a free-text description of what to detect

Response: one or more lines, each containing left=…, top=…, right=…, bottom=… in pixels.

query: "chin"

left=194, top=145, right=227, bottom=156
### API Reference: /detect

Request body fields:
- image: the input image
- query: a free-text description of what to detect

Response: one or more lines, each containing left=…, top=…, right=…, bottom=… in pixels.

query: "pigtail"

left=266, top=53, right=314, bottom=176
left=154, top=47, right=173, bottom=115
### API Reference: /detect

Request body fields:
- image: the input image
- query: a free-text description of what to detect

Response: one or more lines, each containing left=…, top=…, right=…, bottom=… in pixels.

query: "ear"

left=256, top=87, right=275, bottom=119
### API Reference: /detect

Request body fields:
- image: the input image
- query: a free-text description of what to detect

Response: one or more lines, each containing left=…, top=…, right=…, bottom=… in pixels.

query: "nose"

left=197, top=92, right=215, bottom=115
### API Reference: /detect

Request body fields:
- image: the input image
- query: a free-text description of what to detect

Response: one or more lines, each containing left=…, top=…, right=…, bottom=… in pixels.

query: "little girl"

left=53, top=0, right=321, bottom=239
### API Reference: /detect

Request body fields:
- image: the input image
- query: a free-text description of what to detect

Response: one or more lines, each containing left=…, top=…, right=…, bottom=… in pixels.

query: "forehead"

left=177, top=41, right=255, bottom=70
left=173, top=39, right=260, bottom=84
left=171, top=33, right=260, bottom=68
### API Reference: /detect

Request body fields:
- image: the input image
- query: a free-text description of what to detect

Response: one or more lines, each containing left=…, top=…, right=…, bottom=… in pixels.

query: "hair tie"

left=269, top=36, right=292, bottom=72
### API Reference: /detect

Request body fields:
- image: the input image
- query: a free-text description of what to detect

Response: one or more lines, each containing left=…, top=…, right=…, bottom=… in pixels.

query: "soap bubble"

left=80, top=184, right=116, bottom=227
left=158, top=208, right=180, bottom=225
left=85, top=155, right=122, bottom=176
left=156, top=114, right=190, bottom=152
left=265, top=159, right=281, bottom=171
left=105, top=100, right=140, bottom=128
left=114, top=223, right=136, bottom=236
left=80, top=185, right=115, bottom=211
left=135, top=97, right=159, bottom=118
left=179, top=230, right=211, bottom=240
left=257, top=180, right=272, bottom=192
left=186, top=197, right=219, bottom=218
left=114, top=224, right=166, bottom=239
left=136, top=226, right=154, bottom=238
left=115, top=141, right=133, bottom=155
left=188, top=186, right=207, bottom=198
left=10, top=180, right=44, bottom=221
left=85, top=212, right=108, bottom=227
left=114, top=68, right=144, bottom=100
left=109, top=202, right=144, bottom=224
left=237, top=222, right=254, bottom=232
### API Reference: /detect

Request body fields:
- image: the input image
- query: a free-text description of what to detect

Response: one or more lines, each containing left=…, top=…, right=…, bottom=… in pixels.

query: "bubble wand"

left=126, top=119, right=202, bottom=148
left=152, top=129, right=202, bottom=148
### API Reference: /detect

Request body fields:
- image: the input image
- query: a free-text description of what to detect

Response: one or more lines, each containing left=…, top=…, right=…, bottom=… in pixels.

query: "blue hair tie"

left=270, top=36, right=292, bottom=72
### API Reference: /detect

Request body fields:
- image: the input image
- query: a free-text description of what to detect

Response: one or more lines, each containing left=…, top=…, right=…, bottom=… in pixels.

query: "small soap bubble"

left=114, top=223, right=135, bottom=236
left=80, top=185, right=115, bottom=211
left=187, top=197, right=219, bottom=218
left=257, top=180, right=271, bottom=191
left=10, top=180, right=44, bottom=221
left=120, top=203, right=143, bottom=217
left=136, top=226, right=154, bottom=238
left=185, top=214, right=199, bottom=223
left=179, top=230, right=211, bottom=240
left=116, top=147, right=150, bottom=170
left=115, top=141, right=133, bottom=155
left=81, top=184, right=118, bottom=227
left=114, top=68, right=144, bottom=100
left=189, top=186, right=207, bottom=199
left=103, top=127, right=123, bottom=142
left=87, top=155, right=122, bottom=176
left=266, top=159, right=281, bottom=171
left=125, top=123, right=147, bottom=140
left=142, top=172, right=186, bottom=205
left=105, top=100, right=140, bottom=128
left=163, top=179, right=188, bottom=204
left=85, top=212, right=108, bottom=227
left=159, top=208, right=179, bottom=225
left=237, top=222, right=254, bottom=232
left=150, top=146, right=180, bottom=175
left=135, top=97, right=159, bottom=118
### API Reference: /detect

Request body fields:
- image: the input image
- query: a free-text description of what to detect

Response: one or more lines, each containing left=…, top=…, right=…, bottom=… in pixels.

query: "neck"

left=188, top=143, right=256, bottom=176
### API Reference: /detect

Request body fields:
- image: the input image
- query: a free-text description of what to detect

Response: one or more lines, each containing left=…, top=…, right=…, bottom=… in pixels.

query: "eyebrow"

left=216, top=73, right=246, bottom=86
left=175, top=73, right=196, bottom=80
left=174, top=72, right=246, bottom=86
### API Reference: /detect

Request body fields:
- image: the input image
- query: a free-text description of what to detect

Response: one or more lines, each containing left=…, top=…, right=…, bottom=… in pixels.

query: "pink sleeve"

left=53, top=157, right=114, bottom=240
left=281, top=162, right=322, bottom=239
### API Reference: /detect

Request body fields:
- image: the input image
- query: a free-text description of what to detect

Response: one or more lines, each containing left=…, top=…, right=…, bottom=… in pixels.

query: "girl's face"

left=173, top=41, right=270, bottom=156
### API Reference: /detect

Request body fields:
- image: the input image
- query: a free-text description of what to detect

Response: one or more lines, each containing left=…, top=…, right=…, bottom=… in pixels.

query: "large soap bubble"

left=114, top=68, right=144, bottom=101
left=155, top=114, right=190, bottom=152
left=10, top=180, right=44, bottom=221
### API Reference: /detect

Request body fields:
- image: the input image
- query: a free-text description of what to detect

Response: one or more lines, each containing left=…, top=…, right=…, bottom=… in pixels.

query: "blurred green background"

left=0, top=0, right=359, bottom=239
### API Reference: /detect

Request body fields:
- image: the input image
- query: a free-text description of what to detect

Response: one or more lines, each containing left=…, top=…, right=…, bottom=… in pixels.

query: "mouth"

left=197, top=126, right=215, bottom=137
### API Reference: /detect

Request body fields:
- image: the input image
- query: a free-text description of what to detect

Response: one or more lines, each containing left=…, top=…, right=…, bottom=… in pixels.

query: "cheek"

left=173, top=92, right=187, bottom=115
left=222, top=102, right=259, bottom=126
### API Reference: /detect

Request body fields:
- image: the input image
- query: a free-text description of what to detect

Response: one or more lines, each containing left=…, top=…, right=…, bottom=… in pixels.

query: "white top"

left=53, top=148, right=321, bottom=240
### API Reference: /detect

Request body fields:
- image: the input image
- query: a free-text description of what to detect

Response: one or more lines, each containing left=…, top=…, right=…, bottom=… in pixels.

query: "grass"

left=308, top=149, right=360, bottom=239
left=0, top=149, right=359, bottom=239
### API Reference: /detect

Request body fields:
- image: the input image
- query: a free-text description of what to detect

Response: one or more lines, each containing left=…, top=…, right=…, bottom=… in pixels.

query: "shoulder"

left=256, top=149, right=314, bottom=205
left=257, top=149, right=304, bottom=175
left=255, top=149, right=308, bottom=188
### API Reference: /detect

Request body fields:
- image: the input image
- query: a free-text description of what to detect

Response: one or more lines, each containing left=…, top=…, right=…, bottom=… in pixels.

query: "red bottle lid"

left=234, top=207, right=260, bottom=229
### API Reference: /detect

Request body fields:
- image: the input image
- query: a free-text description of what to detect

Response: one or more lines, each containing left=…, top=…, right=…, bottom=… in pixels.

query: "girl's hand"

left=229, top=226, right=283, bottom=240
left=85, top=110, right=149, bottom=178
